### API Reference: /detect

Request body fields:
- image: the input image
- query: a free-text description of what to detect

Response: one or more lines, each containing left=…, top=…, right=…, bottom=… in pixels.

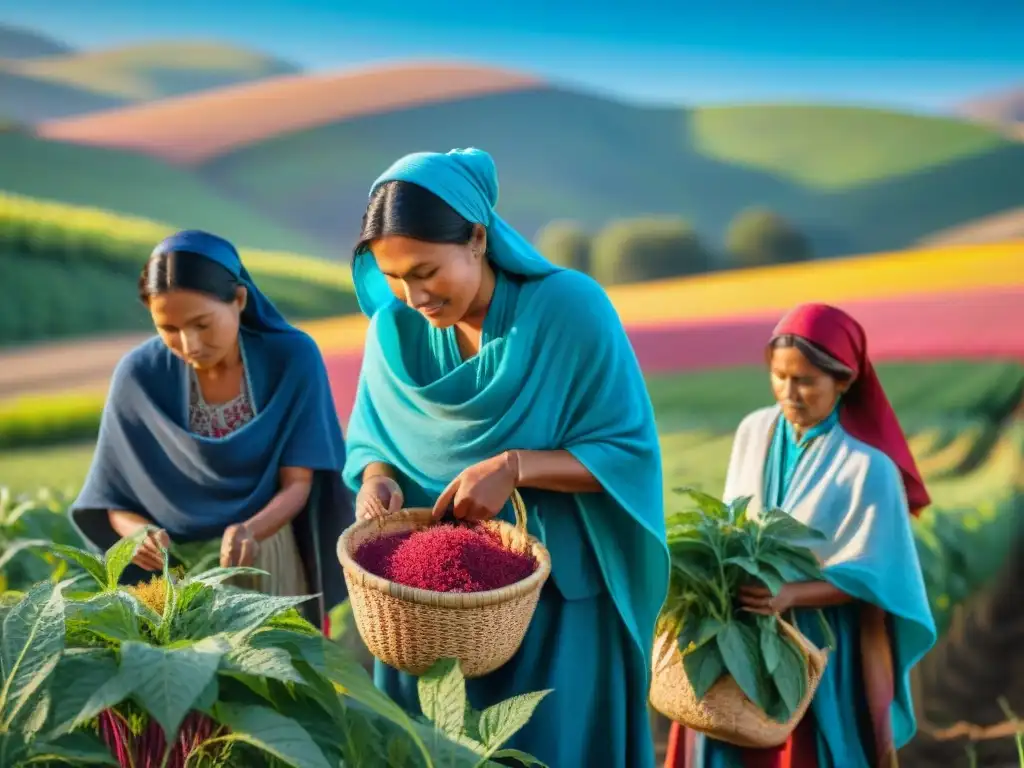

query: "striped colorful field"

left=302, top=240, right=1024, bottom=357
left=0, top=240, right=1021, bottom=440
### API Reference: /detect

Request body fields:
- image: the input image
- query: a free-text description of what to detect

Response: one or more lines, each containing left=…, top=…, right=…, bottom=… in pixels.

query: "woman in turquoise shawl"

left=343, top=148, right=669, bottom=767
left=665, top=303, right=937, bottom=768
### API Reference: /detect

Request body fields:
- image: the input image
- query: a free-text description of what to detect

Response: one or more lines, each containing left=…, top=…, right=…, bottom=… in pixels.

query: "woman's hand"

left=431, top=453, right=519, bottom=522
left=220, top=523, right=260, bottom=568
left=740, top=580, right=854, bottom=614
left=356, top=475, right=404, bottom=520
left=134, top=528, right=171, bottom=572
left=739, top=583, right=798, bottom=615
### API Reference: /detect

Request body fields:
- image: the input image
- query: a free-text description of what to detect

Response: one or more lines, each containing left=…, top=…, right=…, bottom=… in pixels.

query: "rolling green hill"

left=0, top=129, right=326, bottom=255
left=689, top=105, right=1012, bottom=189
left=197, top=88, right=1024, bottom=255
left=3, top=80, right=1021, bottom=258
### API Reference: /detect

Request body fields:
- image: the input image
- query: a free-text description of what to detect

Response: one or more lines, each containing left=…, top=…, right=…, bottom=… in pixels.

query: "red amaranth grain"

left=354, top=524, right=536, bottom=593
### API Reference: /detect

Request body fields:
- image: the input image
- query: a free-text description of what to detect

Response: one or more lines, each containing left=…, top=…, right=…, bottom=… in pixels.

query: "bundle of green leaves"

left=0, top=528, right=547, bottom=767
left=659, top=489, right=836, bottom=724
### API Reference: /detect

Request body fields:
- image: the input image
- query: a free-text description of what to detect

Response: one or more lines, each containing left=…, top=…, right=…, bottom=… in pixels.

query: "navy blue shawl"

left=71, top=231, right=353, bottom=626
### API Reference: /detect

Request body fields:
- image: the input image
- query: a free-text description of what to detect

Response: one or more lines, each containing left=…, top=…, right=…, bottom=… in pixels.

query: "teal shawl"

left=700, top=406, right=936, bottom=767
left=344, top=147, right=669, bottom=708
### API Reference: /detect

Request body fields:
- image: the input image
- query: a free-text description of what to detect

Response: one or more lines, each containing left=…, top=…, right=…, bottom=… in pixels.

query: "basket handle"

left=509, top=489, right=527, bottom=534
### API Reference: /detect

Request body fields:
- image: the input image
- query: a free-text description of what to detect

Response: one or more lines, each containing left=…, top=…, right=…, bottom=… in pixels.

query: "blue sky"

left=4, top=0, right=1023, bottom=110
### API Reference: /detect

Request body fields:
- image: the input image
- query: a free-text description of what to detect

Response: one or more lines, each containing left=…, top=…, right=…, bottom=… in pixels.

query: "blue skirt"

left=375, top=582, right=655, bottom=768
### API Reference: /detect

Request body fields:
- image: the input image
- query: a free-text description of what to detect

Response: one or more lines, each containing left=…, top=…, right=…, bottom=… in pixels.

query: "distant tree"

left=590, top=216, right=710, bottom=286
left=534, top=220, right=591, bottom=273
left=725, top=208, right=812, bottom=268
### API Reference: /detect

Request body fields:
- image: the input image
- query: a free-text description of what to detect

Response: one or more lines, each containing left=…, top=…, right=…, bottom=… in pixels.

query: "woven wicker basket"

left=336, top=490, right=551, bottom=678
left=649, top=619, right=829, bottom=748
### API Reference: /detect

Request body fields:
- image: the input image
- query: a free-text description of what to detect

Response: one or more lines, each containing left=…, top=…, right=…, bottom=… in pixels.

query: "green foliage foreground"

left=0, top=526, right=549, bottom=767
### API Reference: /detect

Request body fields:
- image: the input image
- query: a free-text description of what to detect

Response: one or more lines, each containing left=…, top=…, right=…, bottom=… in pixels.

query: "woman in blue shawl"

left=343, top=148, right=670, bottom=767
left=71, top=230, right=353, bottom=631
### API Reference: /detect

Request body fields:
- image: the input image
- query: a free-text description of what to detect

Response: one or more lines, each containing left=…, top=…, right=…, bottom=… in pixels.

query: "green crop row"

left=0, top=392, right=106, bottom=451
left=0, top=192, right=359, bottom=346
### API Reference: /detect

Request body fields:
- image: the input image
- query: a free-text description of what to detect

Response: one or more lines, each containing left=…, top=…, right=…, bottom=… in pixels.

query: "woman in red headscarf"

left=662, top=303, right=936, bottom=768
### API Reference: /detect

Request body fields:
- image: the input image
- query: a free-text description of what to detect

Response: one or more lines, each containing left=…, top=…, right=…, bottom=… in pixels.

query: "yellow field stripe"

left=305, top=240, right=1024, bottom=353
left=604, top=239, right=1024, bottom=326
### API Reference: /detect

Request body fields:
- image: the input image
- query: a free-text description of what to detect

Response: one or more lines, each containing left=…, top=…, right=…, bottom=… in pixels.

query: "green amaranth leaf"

left=187, top=566, right=271, bottom=587
left=25, top=731, right=118, bottom=765
left=66, top=592, right=143, bottom=643
left=43, top=649, right=119, bottom=737
left=190, top=590, right=314, bottom=641
left=772, top=549, right=823, bottom=582
left=670, top=553, right=714, bottom=583
left=716, top=622, right=772, bottom=712
left=771, top=635, right=808, bottom=722
left=271, top=631, right=432, bottom=764
left=722, top=556, right=760, bottom=578
left=0, top=582, right=65, bottom=729
left=21, top=685, right=51, bottom=740
left=682, top=639, right=725, bottom=700
left=103, top=528, right=149, bottom=590
left=0, top=731, right=28, bottom=767
left=758, top=618, right=782, bottom=675
left=418, top=658, right=467, bottom=739
left=213, top=702, right=333, bottom=768
left=43, top=545, right=107, bottom=589
left=118, top=636, right=229, bottom=739
left=478, top=690, right=552, bottom=752
left=759, top=508, right=827, bottom=542
left=490, top=747, right=551, bottom=766
left=673, top=487, right=730, bottom=519
left=677, top=617, right=724, bottom=654
left=753, top=564, right=786, bottom=596
left=222, top=646, right=305, bottom=686
left=729, top=496, right=751, bottom=526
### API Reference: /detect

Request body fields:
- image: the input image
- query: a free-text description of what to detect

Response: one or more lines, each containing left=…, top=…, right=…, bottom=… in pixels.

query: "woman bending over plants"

left=69, top=230, right=353, bottom=631
left=343, top=148, right=668, bottom=767
left=664, top=303, right=936, bottom=768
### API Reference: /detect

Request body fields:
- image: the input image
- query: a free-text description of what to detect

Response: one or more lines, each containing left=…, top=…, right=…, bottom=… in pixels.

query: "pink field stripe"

left=325, top=286, right=1024, bottom=424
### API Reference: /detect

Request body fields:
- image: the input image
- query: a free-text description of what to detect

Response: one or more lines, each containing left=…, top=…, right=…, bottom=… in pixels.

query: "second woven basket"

left=649, top=618, right=829, bottom=748
left=336, top=490, right=552, bottom=678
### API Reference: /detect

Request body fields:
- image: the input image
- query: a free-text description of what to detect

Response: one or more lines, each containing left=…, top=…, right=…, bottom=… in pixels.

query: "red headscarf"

left=770, top=303, right=930, bottom=515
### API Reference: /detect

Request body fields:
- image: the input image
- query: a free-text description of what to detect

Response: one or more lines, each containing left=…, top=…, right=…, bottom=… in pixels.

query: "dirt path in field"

left=0, top=332, right=150, bottom=399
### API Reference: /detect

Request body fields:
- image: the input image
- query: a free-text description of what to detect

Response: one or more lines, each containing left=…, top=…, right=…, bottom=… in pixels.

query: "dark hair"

left=138, top=249, right=240, bottom=304
left=769, top=334, right=854, bottom=381
left=355, top=180, right=476, bottom=254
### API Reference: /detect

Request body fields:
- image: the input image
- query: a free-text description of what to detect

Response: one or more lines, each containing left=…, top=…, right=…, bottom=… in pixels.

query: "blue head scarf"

left=150, top=229, right=294, bottom=334
left=344, top=148, right=669, bottom=760
left=72, top=230, right=353, bottom=625
left=352, top=148, right=555, bottom=317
